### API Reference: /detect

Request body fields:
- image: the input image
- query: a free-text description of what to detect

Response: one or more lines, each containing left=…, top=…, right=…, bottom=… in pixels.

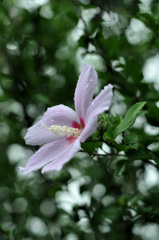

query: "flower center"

left=42, top=124, right=82, bottom=138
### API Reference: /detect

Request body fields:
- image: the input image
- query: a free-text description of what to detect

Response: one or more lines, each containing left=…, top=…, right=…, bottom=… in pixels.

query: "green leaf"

left=114, top=142, right=139, bottom=152
left=124, top=132, right=139, bottom=145
left=103, top=114, right=121, bottom=142
left=113, top=102, right=146, bottom=139
left=127, top=147, right=159, bottom=164
left=147, top=104, right=159, bottom=126
left=81, top=142, right=102, bottom=155
left=115, top=159, right=129, bottom=176
left=100, top=206, right=123, bottom=221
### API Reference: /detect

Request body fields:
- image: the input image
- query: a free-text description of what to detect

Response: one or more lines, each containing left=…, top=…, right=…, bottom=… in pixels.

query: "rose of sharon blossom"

left=20, top=64, right=113, bottom=174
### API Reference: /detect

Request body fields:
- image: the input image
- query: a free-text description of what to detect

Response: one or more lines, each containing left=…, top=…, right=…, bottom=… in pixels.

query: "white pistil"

left=42, top=124, right=82, bottom=138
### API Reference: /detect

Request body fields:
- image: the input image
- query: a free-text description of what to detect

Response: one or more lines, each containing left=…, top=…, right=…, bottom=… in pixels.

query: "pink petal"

left=24, top=104, right=79, bottom=146
left=19, top=138, right=69, bottom=174
left=74, top=64, right=97, bottom=121
left=41, top=138, right=81, bottom=173
left=80, top=84, right=113, bottom=142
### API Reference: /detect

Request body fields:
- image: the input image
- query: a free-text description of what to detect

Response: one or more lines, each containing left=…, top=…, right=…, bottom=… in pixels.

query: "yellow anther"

left=42, top=124, right=82, bottom=138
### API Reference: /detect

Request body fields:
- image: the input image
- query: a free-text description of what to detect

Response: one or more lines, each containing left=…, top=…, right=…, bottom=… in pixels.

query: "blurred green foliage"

left=1, top=0, right=159, bottom=239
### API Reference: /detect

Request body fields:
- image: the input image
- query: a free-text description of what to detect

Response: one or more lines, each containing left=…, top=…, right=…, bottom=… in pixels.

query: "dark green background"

left=1, top=0, right=159, bottom=239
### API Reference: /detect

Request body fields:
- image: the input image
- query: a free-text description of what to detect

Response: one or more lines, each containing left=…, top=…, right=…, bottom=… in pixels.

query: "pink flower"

left=20, top=65, right=113, bottom=174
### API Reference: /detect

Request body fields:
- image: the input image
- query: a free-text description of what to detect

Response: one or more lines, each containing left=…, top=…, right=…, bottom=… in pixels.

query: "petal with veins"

left=80, top=84, right=113, bottom=142
left=24, top=104, right=79, bottom=146
left=42, top=138, right=81, bottom=173
left=19, top=138, right=69, bottom=174
left=74, top=64, right=97, bottom=121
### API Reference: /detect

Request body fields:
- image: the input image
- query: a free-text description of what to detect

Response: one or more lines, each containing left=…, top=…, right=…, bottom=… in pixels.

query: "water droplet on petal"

left=85, top=84, right=89, bottom=90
